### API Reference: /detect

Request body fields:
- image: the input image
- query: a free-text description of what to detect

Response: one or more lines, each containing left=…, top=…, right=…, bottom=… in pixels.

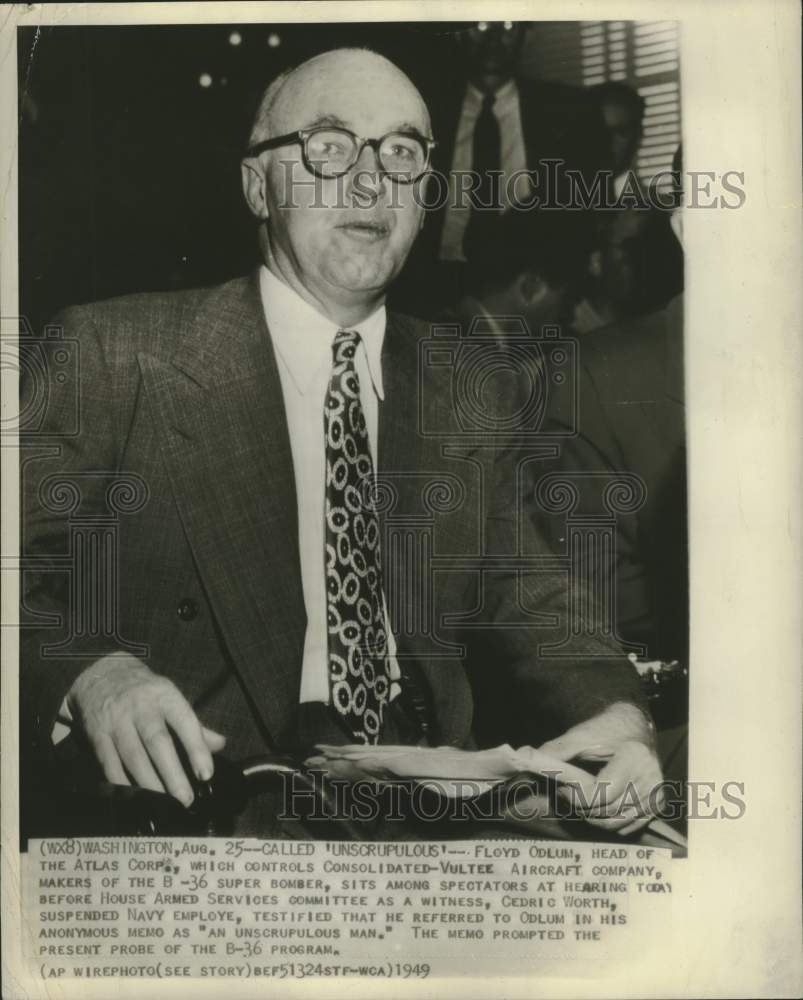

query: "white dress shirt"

left=259, top=266, right=401, bottom=704
left=439, top=79, right=529, bottom=263
left=612, top=169, right=639, bottom=201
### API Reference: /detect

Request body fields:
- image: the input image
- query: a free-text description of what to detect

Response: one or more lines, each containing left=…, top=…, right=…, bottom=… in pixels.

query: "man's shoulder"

left=518, top=76, right=582, bottom=97
left=52, top=274, right=257, bottom=367
left=386, top=309, right=434, bottom=342
left=60, top=274, right=251, bottom=332
left=578, top=308, right=674, bottom=401
left=517, top=76, right=592, bottom=111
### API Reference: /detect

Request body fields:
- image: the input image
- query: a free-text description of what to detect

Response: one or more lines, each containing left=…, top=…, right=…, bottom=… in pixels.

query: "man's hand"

left=539, top=703, right=664, bottom=835
left=67, top=653, right=226, bottom=807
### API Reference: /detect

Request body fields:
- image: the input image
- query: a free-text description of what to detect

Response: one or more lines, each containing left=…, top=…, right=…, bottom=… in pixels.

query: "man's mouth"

left=336, top=220, right=391, bottom=242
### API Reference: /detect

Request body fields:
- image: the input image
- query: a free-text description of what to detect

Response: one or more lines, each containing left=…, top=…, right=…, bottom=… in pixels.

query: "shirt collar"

left=466, top=78, right=518, bottom=114
left=259, top=264, right=386, bottom=398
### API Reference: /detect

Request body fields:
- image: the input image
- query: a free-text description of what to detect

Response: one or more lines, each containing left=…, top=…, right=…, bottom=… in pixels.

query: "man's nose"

left=349, top=143, right=385, bottom=203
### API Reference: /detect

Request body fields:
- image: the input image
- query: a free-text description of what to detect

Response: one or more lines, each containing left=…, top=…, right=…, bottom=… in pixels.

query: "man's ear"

left=241, top=160, right=269, bottom=220
left=517, top=271, right=547, bottom=306
left=588, top=249, right=602, bottom=279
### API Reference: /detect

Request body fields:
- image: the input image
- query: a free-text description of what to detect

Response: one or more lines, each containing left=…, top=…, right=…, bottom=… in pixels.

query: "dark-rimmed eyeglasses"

left=244, top=126, right=436, bottom=183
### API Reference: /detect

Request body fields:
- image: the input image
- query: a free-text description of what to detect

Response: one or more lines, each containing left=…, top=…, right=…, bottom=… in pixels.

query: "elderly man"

left=22, top=48, right=660, bottom=838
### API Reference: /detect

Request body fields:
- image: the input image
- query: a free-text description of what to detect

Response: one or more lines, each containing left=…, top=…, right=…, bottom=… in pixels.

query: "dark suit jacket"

left=430, top=76, right=606, bottom=203
left=535, top=296, right=687, bottom=663
left=393, top=77, right=606, bottom=317
left=21, top=272, right=646, bottom=766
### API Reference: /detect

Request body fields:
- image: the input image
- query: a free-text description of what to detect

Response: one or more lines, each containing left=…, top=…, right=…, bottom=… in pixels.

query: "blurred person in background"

left=394, top=20, right=606, bottom=318
left=572, top=209, right=646, bottom=334
left=591, top=81, right=646, bottom=201
left=534, top=161, right=686, bottom=796
left=572, top=145, right=684, bottom=333
left=454, top=206, right=593, bottom=336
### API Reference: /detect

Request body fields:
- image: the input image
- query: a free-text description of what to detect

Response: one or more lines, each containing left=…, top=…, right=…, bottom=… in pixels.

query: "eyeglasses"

left=244, top=126, right=436, bottom=183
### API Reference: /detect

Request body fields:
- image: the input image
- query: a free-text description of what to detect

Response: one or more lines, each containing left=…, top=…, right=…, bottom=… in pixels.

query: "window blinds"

left=523, top=20, right=682, bottom=189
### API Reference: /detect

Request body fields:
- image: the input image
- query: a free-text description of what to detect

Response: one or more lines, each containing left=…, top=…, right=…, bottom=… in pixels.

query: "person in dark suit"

left=22, top=48, right=661, bottom=837
left=455, top=202, right=593, bottom=335
left=590, top=81, right=645, bottom=201
left=393, top=21, right=606, bottom=317
left=537, top=295, right=686, bottom=662
left=533, top=292, right=687, bottom=790
left=536, top=162, right=687, bottom=666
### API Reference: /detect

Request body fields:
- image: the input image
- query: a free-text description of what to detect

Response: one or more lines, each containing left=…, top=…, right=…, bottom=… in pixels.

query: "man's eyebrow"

left=391, top=121, right=428, bottom=135
left=303, top=113, right=351, bottom=130
left=301, top=114, right=429, bottom=136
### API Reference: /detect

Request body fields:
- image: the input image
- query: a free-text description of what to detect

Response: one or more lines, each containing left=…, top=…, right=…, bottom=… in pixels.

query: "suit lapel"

left=378, top=314, right=418, bottom=485
left=138, top=273, right=306, bottom=748
left=378, top=313, right=423, bottom=660
left=517, top=82, right=542, bottom=167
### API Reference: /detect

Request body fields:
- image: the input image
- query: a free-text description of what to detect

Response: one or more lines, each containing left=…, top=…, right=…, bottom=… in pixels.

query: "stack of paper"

left=305, top=743, right=687, bottom=851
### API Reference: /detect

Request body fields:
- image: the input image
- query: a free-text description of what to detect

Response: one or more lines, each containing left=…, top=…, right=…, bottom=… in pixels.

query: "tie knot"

left=333, top=329, right=361, bottom=364
left=481, top=91, right=496, bottom=112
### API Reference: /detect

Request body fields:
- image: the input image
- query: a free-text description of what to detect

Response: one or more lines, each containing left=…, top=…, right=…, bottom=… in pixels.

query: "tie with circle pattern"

left=324, top=329, right=391, bottom=744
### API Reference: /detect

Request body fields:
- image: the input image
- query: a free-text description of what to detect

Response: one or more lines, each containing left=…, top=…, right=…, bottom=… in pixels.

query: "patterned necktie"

left=324, top=329, right=391, bottom=744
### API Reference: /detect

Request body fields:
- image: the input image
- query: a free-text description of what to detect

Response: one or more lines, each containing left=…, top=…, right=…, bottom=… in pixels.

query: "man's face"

left=463, top=22, right=526, bottom=85
left=247, top=52, right=429, bottom=313
left=601, top=101, right=642, bottom=175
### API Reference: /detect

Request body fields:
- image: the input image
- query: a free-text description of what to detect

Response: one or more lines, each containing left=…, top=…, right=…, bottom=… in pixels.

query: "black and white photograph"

left=16, top=14, right=689, bottom=843
left=2, top=2, right=801, bottom=997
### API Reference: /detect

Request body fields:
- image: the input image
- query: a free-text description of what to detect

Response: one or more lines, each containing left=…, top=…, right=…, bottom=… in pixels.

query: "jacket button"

left=177, top=598, right=197, bottom=622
